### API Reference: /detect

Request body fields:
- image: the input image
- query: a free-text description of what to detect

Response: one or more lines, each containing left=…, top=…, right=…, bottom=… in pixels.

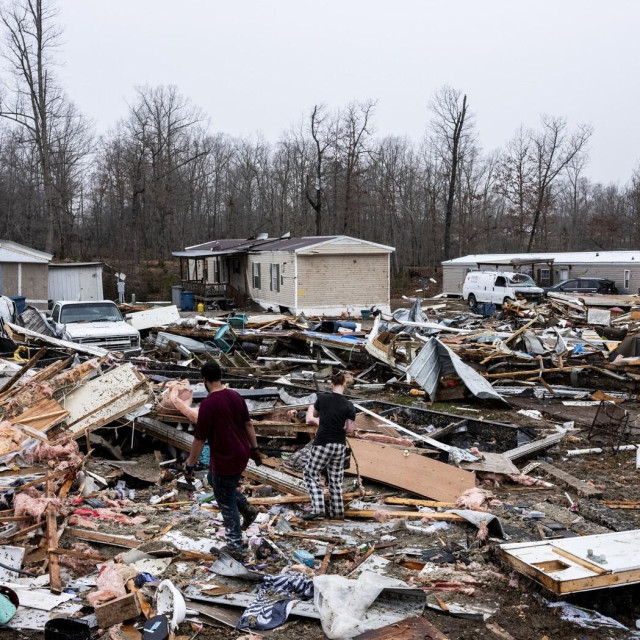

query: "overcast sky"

left=55, top=0, right=640, bottom=184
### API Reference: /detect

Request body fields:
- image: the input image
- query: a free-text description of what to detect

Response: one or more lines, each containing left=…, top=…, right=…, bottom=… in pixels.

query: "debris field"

left=3, top=291, right=640, bottom=639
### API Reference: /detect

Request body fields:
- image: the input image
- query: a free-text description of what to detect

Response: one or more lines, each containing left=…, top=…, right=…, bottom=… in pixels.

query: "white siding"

left=246, top=250, right=296, bottom=309
left=296, top=254, right=389, bottom=313
left=49, top=265, right=104, bottom=301
left=442, top=266, right=471, bottom=294
left=551, top=263, right=640, bottom=294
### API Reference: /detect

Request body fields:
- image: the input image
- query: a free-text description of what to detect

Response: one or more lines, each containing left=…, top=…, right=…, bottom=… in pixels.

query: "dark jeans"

left=208, top=471, right=248, bottom=551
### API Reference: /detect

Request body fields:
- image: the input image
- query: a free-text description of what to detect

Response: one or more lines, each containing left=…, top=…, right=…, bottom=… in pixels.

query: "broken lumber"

left=523, top=461, right=602, bottom=497
left=66, top=528, right=139, bottom=548
left=243, top=460, right=308, bottom=496
left=95, top=592, right=142, bottom=628
left=0, top=347, right=47, bottom=395
left=504, top=431, right=566, bottom=461
left=344, top=510, right=465, bottom=521
left=353, top=616, right=448, bottom=639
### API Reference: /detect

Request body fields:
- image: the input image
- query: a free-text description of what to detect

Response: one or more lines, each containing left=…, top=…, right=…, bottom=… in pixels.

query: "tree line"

left=1, top=0, right=639, bottom=278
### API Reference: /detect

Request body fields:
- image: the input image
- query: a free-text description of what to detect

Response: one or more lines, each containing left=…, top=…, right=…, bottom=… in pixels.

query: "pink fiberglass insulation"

left=0, top=421, right=27, bottom=456
left=159, top=379, right=199, bottom=423
left=14, top=492, right=60, bottom=523
left=87, top=563, right=127, bottom=606
left=24, top=439, right=83, bottom=468
left=455, top=487, right=493, bottom=512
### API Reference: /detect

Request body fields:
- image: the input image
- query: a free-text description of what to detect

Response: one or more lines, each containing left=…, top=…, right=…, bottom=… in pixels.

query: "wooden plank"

left=383, top=497, right=455, bottom=508
left=248, top=491, right=362, bottom=506
left=95, top=592, right=141, bottom=628
left=45, top=473, right=62, bottom=594
left=49, top=547, right=105, bottom=562
left=8, top=398, right=69, bottom=432
left=504, top=431, right=566, bottom=461
left=319, top=545, right=334, bottom=575
left=65, top=528, right=139, bottom=548
left=0, top=347, right=47, bottom=394
left=243, top=461, right=308, bottom=496
left=346, top=438, right=475, bottom=503
left=534, top=461, right=603, bottom=497
left=553, top=548, right=610, bottom=575
left=344, top=510, right=464, bottom=521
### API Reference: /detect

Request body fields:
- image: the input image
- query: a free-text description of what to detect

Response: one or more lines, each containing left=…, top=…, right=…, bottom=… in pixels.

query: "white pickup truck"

left=50, top=300, right=141, bottom=354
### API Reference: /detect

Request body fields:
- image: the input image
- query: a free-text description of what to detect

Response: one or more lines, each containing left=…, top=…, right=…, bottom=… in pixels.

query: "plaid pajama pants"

left=303, top=443, right=346, bottom=517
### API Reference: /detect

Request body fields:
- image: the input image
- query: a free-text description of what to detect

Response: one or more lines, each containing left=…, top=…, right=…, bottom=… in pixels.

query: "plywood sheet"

left=346, top=438, right=475, bottom=502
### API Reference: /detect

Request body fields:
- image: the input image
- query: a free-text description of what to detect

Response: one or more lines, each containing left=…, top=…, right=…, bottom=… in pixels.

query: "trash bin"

left=10, top=296, right=26, bottom=315
left=180, top=291, right=194, bottom=312
left=171, top=285, right=183, bottom=308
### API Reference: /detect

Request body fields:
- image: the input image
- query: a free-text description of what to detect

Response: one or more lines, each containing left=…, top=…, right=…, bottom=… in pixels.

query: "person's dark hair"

left=201, top=361, right=222, bottom=383
left=331, top=370, right=346, bottom=387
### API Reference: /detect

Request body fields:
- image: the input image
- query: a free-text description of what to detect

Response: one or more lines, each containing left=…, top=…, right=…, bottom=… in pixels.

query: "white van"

left=462, top=271, right=544, bottom=307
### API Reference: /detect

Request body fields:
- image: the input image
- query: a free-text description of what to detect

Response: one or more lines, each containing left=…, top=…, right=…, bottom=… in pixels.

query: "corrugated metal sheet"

left=407, top=337, right=506, bottom=403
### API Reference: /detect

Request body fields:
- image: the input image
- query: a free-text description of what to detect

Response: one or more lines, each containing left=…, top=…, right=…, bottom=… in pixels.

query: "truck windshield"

left=508, top=274, right=536, bottom=287
left=59, top=303, right=123, bottom=323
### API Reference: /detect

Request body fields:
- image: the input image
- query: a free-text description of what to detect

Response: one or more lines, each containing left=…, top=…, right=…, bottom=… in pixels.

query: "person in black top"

left=302, top=370, right=356, bottom=520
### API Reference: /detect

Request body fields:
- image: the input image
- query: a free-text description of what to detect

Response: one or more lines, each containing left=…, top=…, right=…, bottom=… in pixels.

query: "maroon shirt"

left=194, top=388, right=251, bottom=476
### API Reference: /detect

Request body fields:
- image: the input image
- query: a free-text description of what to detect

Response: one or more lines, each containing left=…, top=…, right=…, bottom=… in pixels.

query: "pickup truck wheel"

left=467, top=294, right=477, bottom=308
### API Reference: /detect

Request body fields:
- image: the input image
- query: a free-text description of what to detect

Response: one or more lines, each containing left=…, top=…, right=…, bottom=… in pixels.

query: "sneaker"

left=302, top=512, right=323, bottom=521
left=240, top=504, right=259, bottom=531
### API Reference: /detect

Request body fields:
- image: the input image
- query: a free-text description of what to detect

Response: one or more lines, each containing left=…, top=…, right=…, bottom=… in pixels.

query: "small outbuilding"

left=0, top=240, right=52, bottom=308
left=173, top=235, right=395, bottom=315
left=442, top=251, right=640, bottom=296
left=48, top=262, right=105, bottom=302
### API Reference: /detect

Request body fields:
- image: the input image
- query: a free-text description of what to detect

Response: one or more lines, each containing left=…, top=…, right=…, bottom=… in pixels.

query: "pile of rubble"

left=1, top=292, right=640, bottom=639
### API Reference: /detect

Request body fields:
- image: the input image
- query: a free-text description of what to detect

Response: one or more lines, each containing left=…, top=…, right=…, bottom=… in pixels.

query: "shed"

left=48, top=262, right=105, bottom=302
left=442, top=251, right=640, bottom=295
left=173, top=235, right=395, bottom=315
left=0, top=240, right=52, bottom=308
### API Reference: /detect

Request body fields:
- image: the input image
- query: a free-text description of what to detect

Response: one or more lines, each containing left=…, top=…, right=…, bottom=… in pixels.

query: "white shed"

left=48, top=262, right=104, bottom=302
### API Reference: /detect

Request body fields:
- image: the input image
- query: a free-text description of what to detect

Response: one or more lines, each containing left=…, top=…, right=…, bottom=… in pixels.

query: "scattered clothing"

left=237, top=572, right=314, bottom=631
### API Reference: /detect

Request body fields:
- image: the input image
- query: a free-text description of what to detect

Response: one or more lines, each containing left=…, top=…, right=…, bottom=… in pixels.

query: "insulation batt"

left=14, top=492, right=60, bottom=523
left=24, top=438, right=83, bottom=468
left=0, top=421, right=27, bottom=456
left=159, top=379, right=199, bottom=423
left=455, top=487, right=494, bottom=512
left=6, top=382, right=54, bottom=417
left=87, top=563, right=127, bottom=606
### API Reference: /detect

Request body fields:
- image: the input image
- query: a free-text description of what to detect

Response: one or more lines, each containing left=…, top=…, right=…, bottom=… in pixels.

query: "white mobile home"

left=442, top=251, right=640, bottom=295
left=174, top=235, right=395, bottom=315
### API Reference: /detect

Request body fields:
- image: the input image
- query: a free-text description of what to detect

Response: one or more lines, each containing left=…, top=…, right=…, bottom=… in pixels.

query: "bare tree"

left=305, top=105, right=333, bottom=235
left=526, top=115, right=592, bottom=251
left=0, top=0, right=64, bottom=252
left=429, top=86, right=473, bottom=260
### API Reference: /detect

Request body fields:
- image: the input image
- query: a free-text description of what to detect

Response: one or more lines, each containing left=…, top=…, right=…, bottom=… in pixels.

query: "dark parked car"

left=544, top=278, right=618, bottom=295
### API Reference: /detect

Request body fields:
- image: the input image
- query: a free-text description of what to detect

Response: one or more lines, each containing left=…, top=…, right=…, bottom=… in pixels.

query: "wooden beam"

left=65, top=528, right=139, bottom=548
left=0, top=347, right=47, bottom=395
left=45, top=473, right=62, bottom=594
left=344, top=510, right=464, bottom=521
left=384, top=497, right=456, bottom=508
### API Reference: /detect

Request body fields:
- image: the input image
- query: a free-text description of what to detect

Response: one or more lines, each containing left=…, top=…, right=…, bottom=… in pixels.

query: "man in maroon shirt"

left=185, top=362, right=262, bottom=560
